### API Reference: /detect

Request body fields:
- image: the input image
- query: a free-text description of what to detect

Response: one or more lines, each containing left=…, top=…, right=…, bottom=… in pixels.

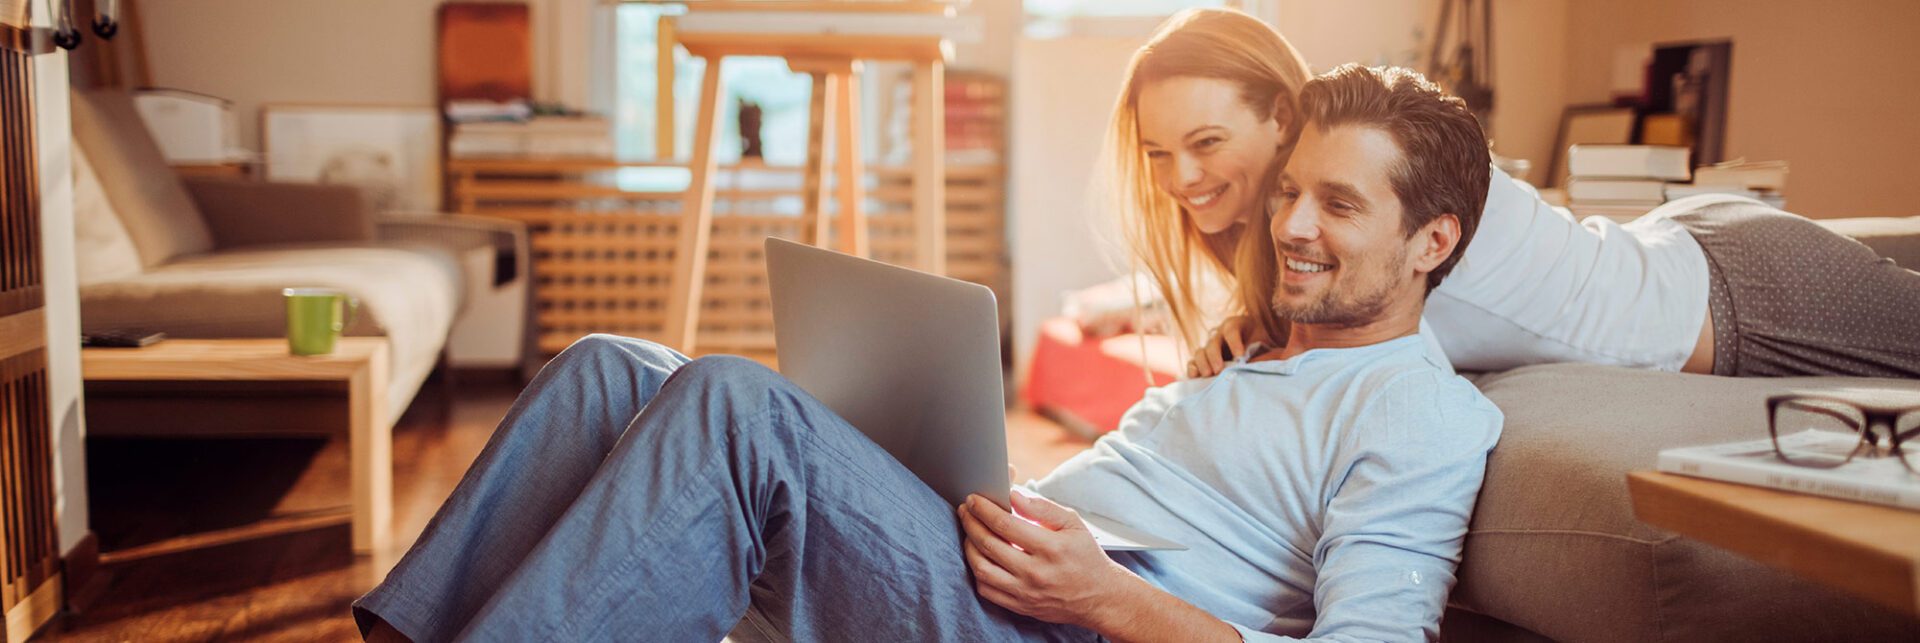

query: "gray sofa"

left=1442, top=217, right=1920, bottom=641
left=69, top=88, right=515, bottom=414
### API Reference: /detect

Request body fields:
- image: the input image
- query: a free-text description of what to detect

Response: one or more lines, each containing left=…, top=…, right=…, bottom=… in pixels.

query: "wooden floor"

left=36, top=377, right=1094, bottom=642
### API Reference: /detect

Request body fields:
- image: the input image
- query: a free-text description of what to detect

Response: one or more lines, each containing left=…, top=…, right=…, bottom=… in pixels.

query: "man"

left=355, top=64, right=1501, bottom=642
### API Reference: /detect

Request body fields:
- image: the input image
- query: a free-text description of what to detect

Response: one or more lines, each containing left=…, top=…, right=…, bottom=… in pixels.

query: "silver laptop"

left=765, top=237, right=1182, bottom=551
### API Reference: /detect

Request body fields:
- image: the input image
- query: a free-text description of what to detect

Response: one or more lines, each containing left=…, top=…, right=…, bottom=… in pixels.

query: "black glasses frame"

left=1766, top=393, right=1920, bottom=473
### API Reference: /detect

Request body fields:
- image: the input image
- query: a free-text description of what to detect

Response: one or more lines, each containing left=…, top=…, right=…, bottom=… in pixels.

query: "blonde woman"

left=1119, top=9, right=1920, bottom=379
left=1104, top=8, right=1309, bottom=376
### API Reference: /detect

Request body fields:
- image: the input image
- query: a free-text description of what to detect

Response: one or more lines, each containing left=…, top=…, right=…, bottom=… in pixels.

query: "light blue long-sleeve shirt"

left=1032, top=324, right=1503, bottom=642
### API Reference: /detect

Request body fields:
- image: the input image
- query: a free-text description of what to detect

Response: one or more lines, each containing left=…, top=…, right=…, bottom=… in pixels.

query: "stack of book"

left=449, top=116, right=614, bottom=159
left=1565, top=144, right=1691, bottom=221
left=1667, top=159, right=1789, bottom=209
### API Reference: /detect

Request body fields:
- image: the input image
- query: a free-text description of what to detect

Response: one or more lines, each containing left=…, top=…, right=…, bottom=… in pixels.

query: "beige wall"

left=141, top=0, right=446, bottom=150
left=1008, top=33, right=1145, bottom=377
left=1561, top=0, right=1920, bottom=217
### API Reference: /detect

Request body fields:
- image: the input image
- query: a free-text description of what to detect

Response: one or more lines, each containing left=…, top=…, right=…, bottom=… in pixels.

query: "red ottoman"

left=1022, top=317, right=1182, bottom=436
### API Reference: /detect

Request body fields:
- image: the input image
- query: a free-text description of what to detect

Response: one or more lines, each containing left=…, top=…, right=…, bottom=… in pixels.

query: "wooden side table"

left=1628, top=471, right=1920, bottom=617
left=82, top=338, right=392, bottom=556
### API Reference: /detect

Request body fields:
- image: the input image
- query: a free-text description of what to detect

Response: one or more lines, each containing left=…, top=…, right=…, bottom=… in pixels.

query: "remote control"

left=81, top=330, right=166, bottom=348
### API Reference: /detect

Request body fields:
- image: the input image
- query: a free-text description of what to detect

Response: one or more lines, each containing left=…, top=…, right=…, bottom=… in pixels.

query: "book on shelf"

left=1568, top=145, right=1692, bottom=182
left=1657, top=430, right=1920, bottom=511
left=1567, top=178, right=1669, bottom=203
left=1692, top=159, right=1788, bottom=192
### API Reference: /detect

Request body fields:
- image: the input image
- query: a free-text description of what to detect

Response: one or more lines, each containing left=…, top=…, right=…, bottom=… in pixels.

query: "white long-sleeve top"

left=1425, top=167, right=1712, bottom=372
left=1033, top=324, right=1503, bottom=641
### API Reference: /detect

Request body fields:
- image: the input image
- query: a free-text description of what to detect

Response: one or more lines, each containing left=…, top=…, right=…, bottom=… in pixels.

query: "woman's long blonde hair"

left=1105, top=8, right=1310, bottom=351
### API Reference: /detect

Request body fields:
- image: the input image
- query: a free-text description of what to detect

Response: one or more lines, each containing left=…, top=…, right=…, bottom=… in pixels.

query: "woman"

left=1117, top=8, right=1920, bottom=379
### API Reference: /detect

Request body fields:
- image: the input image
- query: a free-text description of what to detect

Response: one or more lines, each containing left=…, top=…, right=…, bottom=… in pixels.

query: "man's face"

left=1269, top=123, right=1428, bottom=327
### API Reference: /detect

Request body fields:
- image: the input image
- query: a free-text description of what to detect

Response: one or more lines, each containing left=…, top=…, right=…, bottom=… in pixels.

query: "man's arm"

left=957, top=492, right=1240, bottom=643
left=1303, top=374, right=1503, bottom=641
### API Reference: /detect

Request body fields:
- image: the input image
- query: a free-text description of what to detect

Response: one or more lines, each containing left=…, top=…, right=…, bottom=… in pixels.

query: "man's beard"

left=1270, top=244, right=1405, bottom=328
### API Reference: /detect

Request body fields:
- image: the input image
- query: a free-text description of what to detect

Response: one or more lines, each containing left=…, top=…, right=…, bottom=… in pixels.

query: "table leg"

left=348, top=364, right=391, bottom=555
left=802, top=71, right=838, bottom=247
left=663, top=59, right=727, bottom=353
left=912, top=60, right=946, bottom=274
left=837, top=63, right=868, bottom=257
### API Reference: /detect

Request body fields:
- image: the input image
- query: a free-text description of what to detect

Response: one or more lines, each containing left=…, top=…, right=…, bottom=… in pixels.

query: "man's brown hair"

left=1294, top=63, right=1490, bottom=292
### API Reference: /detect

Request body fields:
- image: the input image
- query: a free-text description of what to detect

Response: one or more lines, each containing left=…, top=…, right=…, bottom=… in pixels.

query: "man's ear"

left=1412, top=213, right=1462, bottom=276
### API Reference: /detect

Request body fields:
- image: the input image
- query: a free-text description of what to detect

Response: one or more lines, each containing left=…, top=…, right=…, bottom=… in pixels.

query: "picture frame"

left=262, top=104, right=442, bottom=214
left=1547, top=104, right=1637, bottom=188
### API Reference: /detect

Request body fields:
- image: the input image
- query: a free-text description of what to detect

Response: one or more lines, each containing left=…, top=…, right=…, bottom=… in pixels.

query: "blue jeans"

left=354, top=335, right=1095, bottom=642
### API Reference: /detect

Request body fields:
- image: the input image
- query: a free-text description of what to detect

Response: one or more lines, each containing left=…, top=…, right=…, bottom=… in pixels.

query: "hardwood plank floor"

left=38, top=379, right=1094, bottom=642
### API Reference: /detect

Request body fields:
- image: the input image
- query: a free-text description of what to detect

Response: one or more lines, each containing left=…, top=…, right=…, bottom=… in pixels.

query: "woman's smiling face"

left=1136, top=76, right=1289, bottom=234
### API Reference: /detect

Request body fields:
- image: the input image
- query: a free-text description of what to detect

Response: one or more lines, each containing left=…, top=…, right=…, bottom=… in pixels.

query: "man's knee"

left=550, top=334, right=682, bottom=378
left=671, top=355, right=783, bottom=393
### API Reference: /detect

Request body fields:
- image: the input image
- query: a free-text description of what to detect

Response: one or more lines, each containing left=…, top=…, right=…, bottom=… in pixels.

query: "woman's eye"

left=1278, top=189, right=1300, bottom=201
left=1146, top=150, right=1171, bottom=160
left=1195, top=137, right=1224, bottom=149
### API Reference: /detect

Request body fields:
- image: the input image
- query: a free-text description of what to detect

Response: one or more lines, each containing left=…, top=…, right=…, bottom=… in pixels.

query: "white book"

left=1657, top=430, right=1920, bottom=511
left=1569, top=145, right=1692, bottom=181
left=1568, top=178, right=1669, bottom=203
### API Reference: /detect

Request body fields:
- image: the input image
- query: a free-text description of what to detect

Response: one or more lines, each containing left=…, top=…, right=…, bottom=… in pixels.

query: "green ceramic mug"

left=284, top=288, right=358, bottom=356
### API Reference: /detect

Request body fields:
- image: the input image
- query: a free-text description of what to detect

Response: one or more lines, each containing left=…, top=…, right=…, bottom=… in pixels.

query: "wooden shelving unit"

left=447, top=159, right=1006, bottom=356
left=1, top=31, right=64, bottom=643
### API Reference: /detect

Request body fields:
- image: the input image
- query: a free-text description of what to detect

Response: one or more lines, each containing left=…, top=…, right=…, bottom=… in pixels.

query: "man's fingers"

left=1009, top=489, right=1083, bottom=531
left=966, top=495, right=1055, bottom=547
left=972, top=574, right=1026, bottom=614
left=958, top=501, right=1029, bottom=569
left=962, top=538, right=1021, bottom=589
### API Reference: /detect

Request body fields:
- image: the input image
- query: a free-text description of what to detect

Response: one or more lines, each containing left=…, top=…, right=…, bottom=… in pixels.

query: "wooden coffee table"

left=1628, top=471, right=1920, bottom=617
left=82, top=338, right=392, bottom=556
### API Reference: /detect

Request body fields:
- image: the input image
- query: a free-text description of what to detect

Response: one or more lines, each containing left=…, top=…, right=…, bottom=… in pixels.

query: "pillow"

left=71, top=141, right=144, bottom=285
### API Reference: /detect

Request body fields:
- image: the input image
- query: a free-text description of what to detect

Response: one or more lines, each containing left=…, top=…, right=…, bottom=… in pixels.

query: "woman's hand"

left=1187, top=315, right=1253, bottom=378
left=957, top=491, right=1137, bottom=630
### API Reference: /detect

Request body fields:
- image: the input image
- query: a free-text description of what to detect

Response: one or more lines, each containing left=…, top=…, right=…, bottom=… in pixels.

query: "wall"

left=140, top=0, right=445, bottom=150
left=1562, top=0, right=1920, bottom=217
left=1007, top=32, right=1146, bottom=377
left=29, top=8, right=91, bottom=556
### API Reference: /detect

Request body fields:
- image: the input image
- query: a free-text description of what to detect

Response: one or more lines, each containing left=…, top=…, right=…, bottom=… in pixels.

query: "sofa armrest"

left=183, top=177, right=376, bottom=249
left=377, top=214, right=529, bottom=286
left=1816, top=215, right=1920, bottom=269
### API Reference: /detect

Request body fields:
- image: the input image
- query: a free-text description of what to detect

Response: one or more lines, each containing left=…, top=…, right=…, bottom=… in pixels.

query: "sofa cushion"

left=78, top=243, right=463, bottom=412
left=69, top=89, right=214, bottom=268
left=1454, top=364, right=1920, bottom=642
left=70, top=138, right=144, bottom=286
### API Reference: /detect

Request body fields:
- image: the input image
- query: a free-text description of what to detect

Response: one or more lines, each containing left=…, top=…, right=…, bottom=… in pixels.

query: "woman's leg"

left=1676, top=198, right=1920, bottom=377
left=454, top=356, right=1093, bottom=643
left=353, top=334, right=691, bottom=641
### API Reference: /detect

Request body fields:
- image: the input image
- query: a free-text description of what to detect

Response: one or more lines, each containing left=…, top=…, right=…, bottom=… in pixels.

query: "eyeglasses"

left=1767, top=390, right=1920, bottom=473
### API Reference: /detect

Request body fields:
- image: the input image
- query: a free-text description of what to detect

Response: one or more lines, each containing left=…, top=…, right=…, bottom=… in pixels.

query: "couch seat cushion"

left=79, top=242, right=462, bottom=411
left=1454, top=364, right=1920, bottom=642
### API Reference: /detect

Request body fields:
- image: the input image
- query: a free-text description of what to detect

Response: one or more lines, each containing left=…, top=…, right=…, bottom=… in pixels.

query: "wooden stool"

left=661, top=5, right=956, bottom=353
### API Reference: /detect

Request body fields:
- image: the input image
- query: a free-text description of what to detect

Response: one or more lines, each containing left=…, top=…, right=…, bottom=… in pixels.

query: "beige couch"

left=70, top=88, right=512, bottom=413
left=1442, top=218, right=1920, bottom=641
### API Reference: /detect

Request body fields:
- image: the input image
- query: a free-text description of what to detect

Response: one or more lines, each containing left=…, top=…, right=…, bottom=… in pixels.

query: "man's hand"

left=956, top=490, right=1136, bottom=630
